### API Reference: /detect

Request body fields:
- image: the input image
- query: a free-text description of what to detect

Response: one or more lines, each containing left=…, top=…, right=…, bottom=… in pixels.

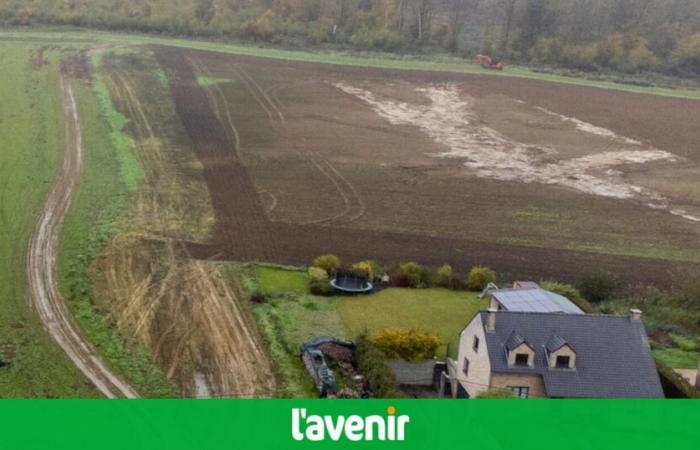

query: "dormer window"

left=546, top=335, right=576, bottom=370
left=514, top=353, right=529, bottom=366
left=555, top=355, right=570, bottom=369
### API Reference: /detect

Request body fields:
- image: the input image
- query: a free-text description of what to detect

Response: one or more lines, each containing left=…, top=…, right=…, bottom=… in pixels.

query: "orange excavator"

left=476, top=54, right=504, bottom=70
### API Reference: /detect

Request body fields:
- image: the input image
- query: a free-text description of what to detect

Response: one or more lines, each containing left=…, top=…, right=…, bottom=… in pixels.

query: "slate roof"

left=504, top=331, right=527, bottom=351
left=478, top=311, right=664, bottom=398
left=545, top=334, right=569, bottom=353
left=490, top=288, right=584, bottom=314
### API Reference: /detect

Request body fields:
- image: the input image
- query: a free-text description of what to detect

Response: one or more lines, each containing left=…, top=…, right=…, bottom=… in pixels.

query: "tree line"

left=2, top=0, right=700, bottom=75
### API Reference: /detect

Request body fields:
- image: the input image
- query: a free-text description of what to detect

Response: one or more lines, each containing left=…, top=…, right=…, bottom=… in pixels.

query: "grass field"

left=0, top=44, right=98, bottom=397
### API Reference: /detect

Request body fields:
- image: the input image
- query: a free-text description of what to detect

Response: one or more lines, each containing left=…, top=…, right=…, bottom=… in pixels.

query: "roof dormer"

left=546, top=335, right=576, bottom=370
left=505, top=331, right=535, bottom=368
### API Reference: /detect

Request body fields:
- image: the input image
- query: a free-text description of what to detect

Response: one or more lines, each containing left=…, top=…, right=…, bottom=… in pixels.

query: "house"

left=447, top=308, right=664, bottom=398
left=487, top=281, right=584, bottom=314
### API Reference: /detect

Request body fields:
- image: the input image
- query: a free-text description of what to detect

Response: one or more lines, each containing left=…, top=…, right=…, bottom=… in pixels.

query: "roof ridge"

left=480, top=310, right=633, bottom=319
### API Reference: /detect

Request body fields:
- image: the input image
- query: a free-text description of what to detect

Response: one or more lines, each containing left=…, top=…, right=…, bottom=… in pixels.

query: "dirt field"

left=152, top=46, right=700, bottom=287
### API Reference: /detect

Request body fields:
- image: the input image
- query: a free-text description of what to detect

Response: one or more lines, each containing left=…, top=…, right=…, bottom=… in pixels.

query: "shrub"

left=312, top=254, right=340, bottom=275
left=351, top=260, right=377, bottom=280
left=539, top=280, right=594, bottom=313
left=308, top=266, right=329, bottom=283
left=467, top=266, right=496, bottom=291
left=393, top=262, right=430, bottom=288
left=310, top=280, right=334, bottom=296
left=355, top=334, right=405, bottom=398
left=250, top=290, right=267, bottom=304
left=560, top=43, right=598, bottom=70
left=655, top=357, right=699, bottom=398
left=627, top=40, right=660, bottom=72
left=576, top=271, right=619, bottom=303
left=350, top=28, right=404, bottom=51
left=670, top=334, right=697, bottom=352
left=435, top=264, right=453, bottom=289
left=372, top=328, right=442, bottom=361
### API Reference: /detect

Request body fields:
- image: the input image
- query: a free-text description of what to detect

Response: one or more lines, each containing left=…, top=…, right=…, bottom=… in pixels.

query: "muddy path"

left=156, top=46, right=700, bottom=288
left=26, top=76, right=138, bottom=398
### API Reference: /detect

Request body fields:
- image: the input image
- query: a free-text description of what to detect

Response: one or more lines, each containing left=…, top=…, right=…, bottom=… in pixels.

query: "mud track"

left=26, top=76, right=138, bottom=398
left=156, top=46, right=699, bottom=287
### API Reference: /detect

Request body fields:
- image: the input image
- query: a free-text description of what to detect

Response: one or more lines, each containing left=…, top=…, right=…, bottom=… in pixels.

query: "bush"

left=312, top=254, right=340, bottom=275
left=655, top=357, right=699, bottom=398
left=310, top=280, right=334, bottom=296
left=576, top=271, right=619, bottom=303
left=539, top=280, right=594, bottom=313
left=355, top=334, right=405, bottom=398
left=308, top=266, right=329, bottom=283
left=467, top=266, right=496, bottom=291
left=627, top=40, right=660, bottom=72
left=350, top=28, right=404, bottom=51
left=435, top=264, right=453, bottom=289
left=560, top=43, right=598, bottom=70
left=351, top=260, right=377, bottom=280
left=392, top=262, right=430, bottom=288
left=250, top=290, right=267, bottom=304
left=372, top=328, right=442, bottom=361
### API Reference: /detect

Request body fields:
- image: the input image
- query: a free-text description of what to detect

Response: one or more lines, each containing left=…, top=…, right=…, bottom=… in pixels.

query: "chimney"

left=630, top=308, right=642, bottom=321
left=485, top=308, right=497, bottom=332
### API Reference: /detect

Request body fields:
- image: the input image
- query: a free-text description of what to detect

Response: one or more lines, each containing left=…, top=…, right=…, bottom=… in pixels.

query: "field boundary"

left=1, top=29, right=700, bottom=100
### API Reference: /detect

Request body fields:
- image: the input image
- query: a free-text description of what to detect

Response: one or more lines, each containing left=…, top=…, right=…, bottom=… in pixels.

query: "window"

left=463, top=357, right=470, bottom=376
left=555, top=355, right=571, bottom=369
left=514, top=353, right=529, bottom=366
left=511, top=387, right=529, bottom=399
left=472, top=336, right=480, bottom=352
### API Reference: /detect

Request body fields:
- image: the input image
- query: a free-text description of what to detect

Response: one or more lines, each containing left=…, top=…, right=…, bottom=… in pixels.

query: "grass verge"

left=0, top=44, right=100, bottom=397
left=1, top=28, right=700, bottom=100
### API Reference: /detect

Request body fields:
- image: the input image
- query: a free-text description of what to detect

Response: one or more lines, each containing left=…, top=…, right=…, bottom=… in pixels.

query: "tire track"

left=27, top=76, right=139, bottom=399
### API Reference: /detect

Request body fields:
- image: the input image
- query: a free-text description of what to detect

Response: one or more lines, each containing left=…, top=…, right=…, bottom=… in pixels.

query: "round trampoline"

left=330, top=274, right=373, bottom=294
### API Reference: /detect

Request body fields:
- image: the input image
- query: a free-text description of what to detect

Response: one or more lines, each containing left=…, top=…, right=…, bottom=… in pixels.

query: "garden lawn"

left=337, top=288, right=488, bottom=357
left=653, top=349, right=699, bottom=369
left=256, top=266, right=309, bottom=296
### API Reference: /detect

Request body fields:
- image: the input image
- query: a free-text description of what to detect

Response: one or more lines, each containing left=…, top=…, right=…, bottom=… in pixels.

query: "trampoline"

left=330, top=273, right=373, bottom=294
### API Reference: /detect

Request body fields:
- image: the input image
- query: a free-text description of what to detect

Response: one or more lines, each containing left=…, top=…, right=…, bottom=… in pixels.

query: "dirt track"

left=26, top=76, right=138, bottom=399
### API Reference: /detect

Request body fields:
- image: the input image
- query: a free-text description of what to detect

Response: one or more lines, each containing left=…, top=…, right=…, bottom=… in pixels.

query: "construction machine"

left=476, top=54, right=504, bottom=70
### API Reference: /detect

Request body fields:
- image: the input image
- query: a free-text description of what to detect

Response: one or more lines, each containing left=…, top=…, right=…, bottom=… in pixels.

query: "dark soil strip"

left=156, top=46, right=697, bottom=288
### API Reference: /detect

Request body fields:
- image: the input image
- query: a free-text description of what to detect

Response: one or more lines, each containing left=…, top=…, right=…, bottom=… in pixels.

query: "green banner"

left=1, top=400, right=698, bottom=449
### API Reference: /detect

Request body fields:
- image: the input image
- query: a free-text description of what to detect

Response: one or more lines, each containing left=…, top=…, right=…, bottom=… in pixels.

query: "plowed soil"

left=155, top=46, right=700, bottom=287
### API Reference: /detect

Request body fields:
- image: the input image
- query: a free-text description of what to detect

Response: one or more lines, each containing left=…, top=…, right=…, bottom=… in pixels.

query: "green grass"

left=0, top=44, right=99, bottom=397
left=90, top=50, right=144, bottom=191
left=338, top=288, right=487, bottom=357
left=653, top=348, right=699, bottom=369
left=2, top=28, right=700, bottom=100
left=256, top=266, right=309, bottom=297
left=196, top=75, right=233, bottom=87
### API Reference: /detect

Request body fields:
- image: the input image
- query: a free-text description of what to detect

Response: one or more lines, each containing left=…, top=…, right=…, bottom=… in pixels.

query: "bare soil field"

left=154, top=46, right=700, bottom=286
